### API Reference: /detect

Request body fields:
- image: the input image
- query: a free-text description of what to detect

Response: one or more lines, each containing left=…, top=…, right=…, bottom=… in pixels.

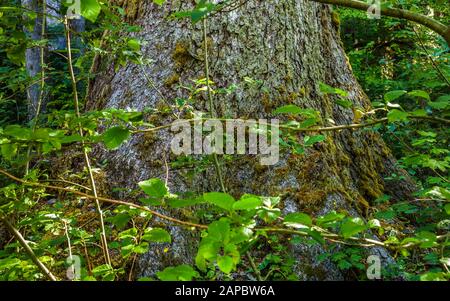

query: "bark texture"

left=87, top=0, right=414, bottom=280
left=22, top=0, right=43, bottom=120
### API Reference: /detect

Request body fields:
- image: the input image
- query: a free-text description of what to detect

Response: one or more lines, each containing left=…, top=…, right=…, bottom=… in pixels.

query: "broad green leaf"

left=232, top=195, right=262, bottom=210
left=132, top=242, right=149, bottom=254
left=81, top=0, right=101, bottom=23
left=273, top=105, right=303, bottom=115
left=0, top=258, right=21, bottom=270
left=384, top=90, right=407, bottom=102
left=1, top=143, right=17, bottom=161
left=316, top=211, right=346, bottom=227
left=416, top=231, right=437, bottom=248
left=335, top=99, right=353, bottom=108
left=142, top=228, right=171, bottom=243
left=127, top=38, right=141, bottom=51
left=420, top=272, right=447, bottom=281
left=306, top=229, right=325, bottom=245
left=91, top=264, right=115, bottom=281
left=102, top=126, right=130, bottom=150
left=387, top=109, right=409, bottom=122
left=138, top=178, right=168, bottom=199
left=4, top=125, right=31, bottom=140
left=284, top=212, right=312, bottom=228
left=203, top=192, right=235, bottom=211
left=118, top=227, right=137, bottom=240
left=319, top=82, right=348, bottom=97
left=153, top=0, right=166, bottom=5
left=217, top=255, right=233, bottom=274
left=207, top=218, right=230, bottom=242
left=428, top=100, right=449, bottom=110
left=408, top=90, right=430, bottom=101
left=304, top=135, right=325, bottom=147
left=340, top=218, right=366, bottom=239
left=107, top=213, right=131, bottom=229
left=445, top=203, right=450, bottom=215
left=157, top=265, right=198, bottom=281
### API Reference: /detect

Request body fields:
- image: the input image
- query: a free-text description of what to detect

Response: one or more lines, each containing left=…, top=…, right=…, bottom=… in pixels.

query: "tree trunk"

left=87, top=0, right=414, bottom=280
left=22, top=0, right=43, bottom=120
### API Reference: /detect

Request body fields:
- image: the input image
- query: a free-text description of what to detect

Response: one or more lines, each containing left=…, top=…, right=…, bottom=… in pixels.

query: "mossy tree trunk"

left=87, top=0, right=414, bottom=280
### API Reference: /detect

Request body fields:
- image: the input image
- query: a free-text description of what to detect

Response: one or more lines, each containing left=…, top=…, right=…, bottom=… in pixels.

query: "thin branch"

left=246, top=251, right=263, bottom=281
left=412, top=27, right=450, bottom=87
left=312, top=0, right=450, bottom=45
left=64, top=17, right=111, bottom=266
left=133, top=115, right=449, bottom=135
left=203, top=17, right=227, bottom=193
left=0, top=168, right=207, bottom=230
left=1, top=217, right=57, bottom=281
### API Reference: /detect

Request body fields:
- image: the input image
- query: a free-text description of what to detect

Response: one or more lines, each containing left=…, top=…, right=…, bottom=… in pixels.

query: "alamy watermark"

left=170, top=116, right=280, bottom=165
left=367, top=0, right=381, bottom=20
left=66, top=255, right=81, bottom=280
left=366, top=255, right=382, bottom=280
left=66, top=0, right=81, bottom=19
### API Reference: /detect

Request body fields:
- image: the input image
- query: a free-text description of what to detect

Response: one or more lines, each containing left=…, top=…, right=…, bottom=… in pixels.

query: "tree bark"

left=22, top=0, right=43, bottom=120
left=87, top=0, right=414, bottom=280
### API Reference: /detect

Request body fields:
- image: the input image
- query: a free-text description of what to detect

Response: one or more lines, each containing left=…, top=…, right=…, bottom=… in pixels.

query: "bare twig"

left=64, top=17, right=111, bottom=266
left=1, top=218, right=57, bottom=281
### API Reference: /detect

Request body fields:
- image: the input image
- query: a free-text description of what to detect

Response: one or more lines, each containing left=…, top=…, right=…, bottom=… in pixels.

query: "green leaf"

left=132, top=242, right=149, bottom=254
left=304, top=135, right=325, bottom=147
left=81, top=0, right=101, bottom=23
left=0, top=258, right=21, bottom=270
left=416, top=231, right=437, bottom=248
left=127, top=38, right=141, bottom=51
left=284, top=212, right=312, bottom=228
left=1, top=143, right=17, bottom=161
left=4, top=125, right=31, bottom=140
left=207, top=218, right=230, bottom=242
left=340, top=218, right=366, bottom=239
left=335, top=99, right=353, bottom=108
left=118, top=227, right=138, bottom=240
left=232, top=195, right=262, bottom=210
left=138, top=178, right=168, bottom=199
left=203, top=192, right=235, bottom=211
left=217, top=255, right=234, bottom=274
left=444, top=203, right=450, bottom=215
left=387, top=109, right=409, bottom=122
left=420, top=272, right=447, bottom=281
left=92, top=264, right=115, bottom=280
left=102, top=127, right=130, bottom=150
left=142, top=228, right=171, bottom=243
left=306, top=229, right=325, bottom=245
left=153, top=0, right=166, bottom=5
left=384, top=90, right=407, bottom=102
left=107, top=213, right=130, bottom=229
left=316, top=211, right=346, bottom=227
left=157, top=265, right=198, bottom=281
left=273, top=105, right=303, bottom=115
left=408, top=90, right=430, bottom=101
left=319, top=82, right=348, bottom=97
left=428, top=100, right=449, bottom=110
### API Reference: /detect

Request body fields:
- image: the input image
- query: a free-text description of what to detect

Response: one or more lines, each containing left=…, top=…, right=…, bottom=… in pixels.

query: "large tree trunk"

left=87, top=0, right=414, bottom=280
